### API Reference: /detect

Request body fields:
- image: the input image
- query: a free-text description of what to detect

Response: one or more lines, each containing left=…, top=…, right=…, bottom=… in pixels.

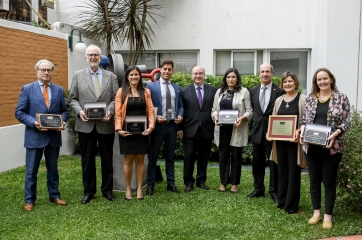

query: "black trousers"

left=218, top=125, right=242, bottom=185
left=78, top=127, right=114, bottom=197
left=305, top=145, right=342, bottom=215
left=252, top=132, right=278, bottom=195
left=276, top=141, right=301, bottom=212
left=182, top=127, right=213, bottom=187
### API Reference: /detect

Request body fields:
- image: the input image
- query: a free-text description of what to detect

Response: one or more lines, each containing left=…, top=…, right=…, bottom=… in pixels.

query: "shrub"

left=337, top=108, right=362, bottom=213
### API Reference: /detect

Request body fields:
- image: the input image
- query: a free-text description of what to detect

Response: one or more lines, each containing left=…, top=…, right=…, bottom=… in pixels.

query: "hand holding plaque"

left=36, top=113, right=64, bottom=130
left=218, top=110, right=239, bottom=125
left=125, top=116, right=147, bottom=134
left=303, top=123, right=331, bottom=146
left=84, top=102, right=107, bottom=120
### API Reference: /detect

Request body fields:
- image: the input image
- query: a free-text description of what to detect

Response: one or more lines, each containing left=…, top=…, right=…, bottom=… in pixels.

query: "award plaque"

left=36, top=114, right=64, bottom=130
left=218, top=110, right=239, bottom=124
left=125, top=116, right=147, bottom=134
left=84, top=102, right=107, bottom=120
left=267, top=115, right=297, bottom=141
left=166, top=109, right=178, bottom=120
left=303, top=123, right=331, bottom=146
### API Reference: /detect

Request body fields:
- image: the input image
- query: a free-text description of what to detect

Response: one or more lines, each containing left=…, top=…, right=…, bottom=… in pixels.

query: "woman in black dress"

left=269, top=71, right=306, bottom=214
left=114, top=66, right=155, bottom=200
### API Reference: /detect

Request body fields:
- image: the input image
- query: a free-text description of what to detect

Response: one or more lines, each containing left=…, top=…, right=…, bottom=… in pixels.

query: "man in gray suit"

left=69, top=44, right=119, bottom=204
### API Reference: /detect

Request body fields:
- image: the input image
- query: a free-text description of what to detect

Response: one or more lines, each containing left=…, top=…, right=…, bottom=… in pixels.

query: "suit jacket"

left=69, top=68, right=119, bottom=134
left=249, top=83, right=284, bottom=144
left=179, top=83, right=217, bottom=139
left=15, top=80, right=68, bottom=148
left=146, top=80, right=184, bottom=117
left=114, top=88, right=155, bottom=131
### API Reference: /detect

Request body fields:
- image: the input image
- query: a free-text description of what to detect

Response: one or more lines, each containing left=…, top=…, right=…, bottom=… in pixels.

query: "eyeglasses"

left=87, top=54, right=100, bottom=57
left=192, top=72, right=204, bottom=76
left=38, top=69, right=53, bottom=73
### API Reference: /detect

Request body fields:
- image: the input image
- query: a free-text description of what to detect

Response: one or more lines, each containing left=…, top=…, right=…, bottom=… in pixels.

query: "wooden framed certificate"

left=84, top=102, right=107, bottom=120
left=303, top=123, right=331, bottom=146
left=267, top=115, right=298, bottom=141
left=218, top=110, right=239, bottom=124
left=36, top=114, right=64, bottom=130
left=125, top=116, right=147, bottom=134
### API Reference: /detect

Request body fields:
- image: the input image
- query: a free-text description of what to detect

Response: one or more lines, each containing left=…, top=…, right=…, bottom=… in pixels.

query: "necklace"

left=284, top=93, right=298, bottom=108
left=317, top=92, right=332, bottom=104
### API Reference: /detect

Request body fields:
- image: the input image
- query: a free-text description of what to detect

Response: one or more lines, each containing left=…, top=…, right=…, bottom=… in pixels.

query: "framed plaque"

left=267, top=115, right=297, bottom=141
left=84, top=102, right=107, bottom=120
left=218, top=110, right=239, bottom=124
left=125, top=116, right=147, bottom=134
left=36, top=113, right=63, bottom=130
left=303, top=123, right=331, bottom=146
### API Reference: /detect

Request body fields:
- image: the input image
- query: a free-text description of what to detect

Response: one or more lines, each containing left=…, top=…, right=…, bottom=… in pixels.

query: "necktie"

left=43, top=82, right=50, bottom=109
left=165, top=82, right=172, bottom=120
left=93, top=72, right=101, bottom=98
left=260, top=86, right=266, bottom=112
left=197, top=87, right=202, bottom=107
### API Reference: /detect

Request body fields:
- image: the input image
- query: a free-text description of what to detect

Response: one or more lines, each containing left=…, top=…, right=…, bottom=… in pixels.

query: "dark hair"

left=220, top=68, right=242, bottom=95
left=160, top=60, right=174, bottom=69
left=310, top=67, right=339, bottom=96
left=121, top=66, right=145, bottom=104
left=280, top=71, right=300, bottom=90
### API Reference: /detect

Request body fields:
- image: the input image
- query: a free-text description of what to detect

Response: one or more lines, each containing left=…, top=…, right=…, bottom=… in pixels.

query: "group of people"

left=15, top=44, right=350, bottom=230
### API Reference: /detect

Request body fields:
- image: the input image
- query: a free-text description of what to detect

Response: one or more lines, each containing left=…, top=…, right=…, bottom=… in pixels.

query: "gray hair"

left=35, top=59, right=55, bottom=71
left=85, top=44, right=102, bottom=56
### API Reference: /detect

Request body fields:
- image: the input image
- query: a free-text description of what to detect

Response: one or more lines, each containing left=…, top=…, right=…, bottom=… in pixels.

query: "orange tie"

left=43, top=83, right=50, bottom=109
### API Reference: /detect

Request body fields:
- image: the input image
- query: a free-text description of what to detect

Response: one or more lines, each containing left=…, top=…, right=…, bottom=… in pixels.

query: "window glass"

left=215, top=51, right=231, bottom=75
left=270, top=51, right=308, bottom=93
left=233, top=52, right=254, bottom=75
left=119, top=53, right=156, bottom=71
left=158, top=52, right=197, bottom=73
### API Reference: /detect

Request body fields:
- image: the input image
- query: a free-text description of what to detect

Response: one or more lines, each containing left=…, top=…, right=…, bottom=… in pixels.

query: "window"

left=270, top=51, right=308, bottom=93
left=118, top=52, right=156, bottom=71
left=158, top=52, right=197, bottom=73
left=232, top=52, right=255, bottom=75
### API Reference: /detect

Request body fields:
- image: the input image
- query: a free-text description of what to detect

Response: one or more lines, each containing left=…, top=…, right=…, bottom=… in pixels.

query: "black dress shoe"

left=270, top=194, right=278, bottom=203
left=185, top=186, right=193, bottom=192
left=146, top=187, right=154, bottom=196
left=166, top=185, right=180, bottom=193
left=247, top=190, right=265, bottom=198
left=196, top=183, right=210, bottom=190
left=81, top=195, right=93, bottom=204
left=103, top=192, right=116, bottom=201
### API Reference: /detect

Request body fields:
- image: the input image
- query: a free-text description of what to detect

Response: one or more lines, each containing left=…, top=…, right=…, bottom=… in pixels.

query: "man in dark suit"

left=15, top=59, right=68, bottom=211
left=178, top=66, right=217, bottom=192
left=69, top=44, right=119, bottom=204
left=146, top=60, right=184, bottom=195
left=247, top=63, right=284, bottom=203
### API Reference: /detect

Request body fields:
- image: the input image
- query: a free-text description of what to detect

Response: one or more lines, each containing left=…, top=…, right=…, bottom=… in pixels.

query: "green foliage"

left=31, top=19, right=50, bottom=29
left=64, top=90, right=78, bottom=145
left=1, top=157, right=361, bottom=239
left=337, top=108, right=362, bottom=213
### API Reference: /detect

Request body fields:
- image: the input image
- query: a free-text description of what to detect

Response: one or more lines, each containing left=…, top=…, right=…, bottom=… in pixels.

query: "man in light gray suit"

left=69, top=44, right=119, bottom=204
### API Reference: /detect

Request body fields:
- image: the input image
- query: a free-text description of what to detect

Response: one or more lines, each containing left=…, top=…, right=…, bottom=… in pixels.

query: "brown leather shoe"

left=50, top=198, right=67, bottom=206
left=24, top=203, right=34, bottom=211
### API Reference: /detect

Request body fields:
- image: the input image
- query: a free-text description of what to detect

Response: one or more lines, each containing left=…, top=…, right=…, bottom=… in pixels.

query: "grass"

left=0, top=156, right=361, bottom=239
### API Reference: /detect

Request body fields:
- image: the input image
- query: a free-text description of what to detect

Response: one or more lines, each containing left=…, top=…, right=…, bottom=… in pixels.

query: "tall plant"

left=76, top=0, right=165, bottom=60
left=77, top=0, right=122, bottom=56
left=114, top=0, right=165, bottom=65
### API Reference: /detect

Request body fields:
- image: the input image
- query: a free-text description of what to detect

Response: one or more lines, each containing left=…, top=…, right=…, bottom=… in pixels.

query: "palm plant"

left=77, top=0, right=122, bottom=56
left=76, top=0, right=165, bottom=62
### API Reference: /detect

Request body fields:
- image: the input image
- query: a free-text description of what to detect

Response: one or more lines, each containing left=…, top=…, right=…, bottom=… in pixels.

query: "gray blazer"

left=69, top=68, right=119, bottom=134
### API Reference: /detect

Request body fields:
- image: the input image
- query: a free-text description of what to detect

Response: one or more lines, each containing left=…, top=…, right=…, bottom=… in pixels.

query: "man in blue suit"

left=146, top=60, right=184, bottom=195
left=15, top=59, right=68, bottom=211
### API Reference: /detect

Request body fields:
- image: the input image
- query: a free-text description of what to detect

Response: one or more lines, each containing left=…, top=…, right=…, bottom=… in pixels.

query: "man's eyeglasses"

left=38, top=69, right=53, bottom=73
left=87, top=54, right=100, bottom=58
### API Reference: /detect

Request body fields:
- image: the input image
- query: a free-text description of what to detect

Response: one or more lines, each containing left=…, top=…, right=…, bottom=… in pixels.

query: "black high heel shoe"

left=124, top=197, right=132, bottom=201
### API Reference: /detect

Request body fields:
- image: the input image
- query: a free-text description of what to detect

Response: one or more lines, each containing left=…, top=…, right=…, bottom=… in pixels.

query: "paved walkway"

left=321, top=236, right=362, bottom=240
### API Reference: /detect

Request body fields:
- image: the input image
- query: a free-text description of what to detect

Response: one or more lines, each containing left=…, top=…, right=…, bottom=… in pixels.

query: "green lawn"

left=0, top=155, right=361, bottom=239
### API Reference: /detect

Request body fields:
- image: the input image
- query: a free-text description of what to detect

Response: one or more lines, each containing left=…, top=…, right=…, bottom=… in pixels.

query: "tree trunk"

left=133, top=0, right=147, bottom=65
